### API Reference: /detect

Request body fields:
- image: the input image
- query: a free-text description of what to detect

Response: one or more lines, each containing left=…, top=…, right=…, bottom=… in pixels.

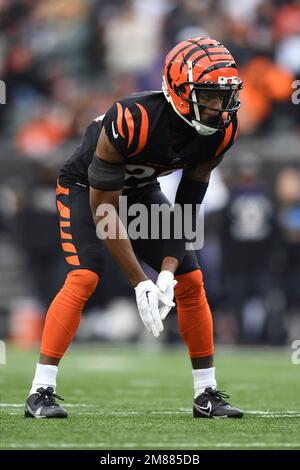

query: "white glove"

left=134, top=280, right=164, bottom=337
left=156, top=270, right=178, bottom=320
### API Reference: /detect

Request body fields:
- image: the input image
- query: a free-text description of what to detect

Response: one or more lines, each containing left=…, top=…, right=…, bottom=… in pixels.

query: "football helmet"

left=162, top=37, right=243, bottom=135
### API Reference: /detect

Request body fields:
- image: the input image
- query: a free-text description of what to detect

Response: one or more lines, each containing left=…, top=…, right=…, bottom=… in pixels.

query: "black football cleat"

left=193, top=387, right=243, bottom=419
left=24, top=386, right=68, bottom=418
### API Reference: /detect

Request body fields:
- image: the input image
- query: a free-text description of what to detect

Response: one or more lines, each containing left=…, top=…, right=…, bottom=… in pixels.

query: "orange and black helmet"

left=162, top=37, right=243, bottom=135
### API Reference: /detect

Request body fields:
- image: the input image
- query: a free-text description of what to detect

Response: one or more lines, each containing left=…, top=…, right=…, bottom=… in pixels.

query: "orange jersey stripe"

left=129, top=104, right=149, bottom=157
left=124, top=107, right=134, bottom=148
left=116, top=102, right=125, bottom=138
left=215, top=122, right=233, bottom=157
left=65, top=255, right=80, bottom=266
left=57, top=200, right=70, bottom=219
left=60, top=228, right=72, bottom=240
left=60, top=220, right=70, bottom=227
left=61, top=242, right=77, bottom=254
left=56, top=182, right=69, bottom=196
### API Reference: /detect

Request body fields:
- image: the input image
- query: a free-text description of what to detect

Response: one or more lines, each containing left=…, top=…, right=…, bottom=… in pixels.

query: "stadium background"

left=0, top=0, right=300, bottom=349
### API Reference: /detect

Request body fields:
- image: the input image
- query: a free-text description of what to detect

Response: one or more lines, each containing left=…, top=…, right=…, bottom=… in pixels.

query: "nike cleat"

left=24, top=386, right=68, bottom=418
left=193, top=387, right=243, bottom=419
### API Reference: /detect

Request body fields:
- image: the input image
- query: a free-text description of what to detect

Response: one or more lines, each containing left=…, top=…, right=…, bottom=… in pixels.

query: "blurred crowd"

left=1, top=0, right=300, bottom=346
left=1, top=0, right=300, bottom=153
left=199, top=163, right=300, bottom=345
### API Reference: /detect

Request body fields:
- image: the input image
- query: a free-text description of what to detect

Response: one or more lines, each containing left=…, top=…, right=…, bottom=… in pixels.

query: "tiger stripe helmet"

left=162, top=37, right=243, bottom=135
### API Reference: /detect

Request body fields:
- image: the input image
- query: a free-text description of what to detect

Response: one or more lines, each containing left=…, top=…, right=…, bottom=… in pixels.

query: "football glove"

left=134, top=280, right=164, bottom=337
left=156, top=270, right=177, bottom=320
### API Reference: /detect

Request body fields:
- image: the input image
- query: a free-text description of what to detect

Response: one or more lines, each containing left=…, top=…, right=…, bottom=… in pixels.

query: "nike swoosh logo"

left=112, top=122, right=119, bottom=139
left=145, top=290, right=151, bottom=305
left=26, top=404, right=45, bottom=419
left=194, top=401, right=212, bottom=416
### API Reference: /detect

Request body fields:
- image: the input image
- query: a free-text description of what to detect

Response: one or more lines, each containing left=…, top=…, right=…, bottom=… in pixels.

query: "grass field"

left=0, top=343, right=300, bottom=450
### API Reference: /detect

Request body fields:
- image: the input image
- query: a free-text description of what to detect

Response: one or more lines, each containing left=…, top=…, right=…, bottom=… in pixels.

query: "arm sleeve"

left=88, top=154, right=125, bottom=191
left=163, top=176, right=209, bottom=264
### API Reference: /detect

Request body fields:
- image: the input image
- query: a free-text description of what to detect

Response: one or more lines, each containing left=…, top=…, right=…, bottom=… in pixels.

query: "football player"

left=25, top=37, right=243, bottom=419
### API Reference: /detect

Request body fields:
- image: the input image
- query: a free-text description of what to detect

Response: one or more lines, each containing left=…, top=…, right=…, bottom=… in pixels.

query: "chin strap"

left=191, top=120, right=218, bottom=135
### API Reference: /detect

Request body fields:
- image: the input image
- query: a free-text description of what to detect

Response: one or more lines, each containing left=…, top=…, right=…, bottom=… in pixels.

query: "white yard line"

left=5, top=412, right=300, bottom=419
left=0, top=403, right=90, bottom=408
left=2, top=442, right=300, bottom=449
left=1, top=404, right=300, bottom=418
left=5, top=411, right=300, bottom=418
left=246, top=410, right=300, bottom=414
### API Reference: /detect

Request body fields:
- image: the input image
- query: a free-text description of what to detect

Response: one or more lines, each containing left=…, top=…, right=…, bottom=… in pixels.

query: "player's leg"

left=127, top=183, right=216, bottom=380
left=175, top=260, right=243, bottom=418
left=128, top=182, right=243, bottom=418
left=25, top=181, right=106, bottom=418
left=174, top=261, right=215, bottom=384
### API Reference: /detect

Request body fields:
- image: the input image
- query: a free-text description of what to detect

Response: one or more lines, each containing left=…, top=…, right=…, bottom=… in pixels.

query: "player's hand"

left=156, top=270, right=177, bottom=320
left=134, top=280, right=164, bottom=337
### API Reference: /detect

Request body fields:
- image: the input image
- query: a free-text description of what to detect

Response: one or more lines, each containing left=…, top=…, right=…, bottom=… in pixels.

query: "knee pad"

left=64, top=269, right=99, bottom=304
left=175, top=269, right=204, bottom=301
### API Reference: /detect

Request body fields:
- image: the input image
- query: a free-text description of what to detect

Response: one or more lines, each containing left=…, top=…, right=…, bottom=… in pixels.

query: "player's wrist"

left=157, top=270, right=174, bottom=282
left=129, top=273, right=148, bottom=288
left=160, top=256, right=179, bottom=274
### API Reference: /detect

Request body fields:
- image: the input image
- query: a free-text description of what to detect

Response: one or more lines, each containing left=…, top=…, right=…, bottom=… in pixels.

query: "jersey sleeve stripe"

left=124, top=107, right=134, bottom=148
left=129, top=103, right=149, bottom=157
left=116, top=102, right=125, bottom=138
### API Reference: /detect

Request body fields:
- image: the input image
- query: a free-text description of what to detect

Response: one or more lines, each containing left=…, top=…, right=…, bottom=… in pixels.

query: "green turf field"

left=0, top=344, right=299, bottom=450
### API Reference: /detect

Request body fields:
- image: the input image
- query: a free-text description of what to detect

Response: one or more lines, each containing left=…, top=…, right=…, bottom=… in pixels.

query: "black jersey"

left=59, top=91, right=239, bottom=190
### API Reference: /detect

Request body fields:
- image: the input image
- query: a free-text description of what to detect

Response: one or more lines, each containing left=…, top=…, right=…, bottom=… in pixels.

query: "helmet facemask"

left=179, top=62, right=242, bottom=135
left=163, top=59, right=243, bottom=136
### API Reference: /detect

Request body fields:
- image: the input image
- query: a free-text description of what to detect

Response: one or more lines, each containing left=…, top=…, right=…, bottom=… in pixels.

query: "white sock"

left=192, top=367, right=217, bottom=398
left=30, top=363, right=58, bottom=395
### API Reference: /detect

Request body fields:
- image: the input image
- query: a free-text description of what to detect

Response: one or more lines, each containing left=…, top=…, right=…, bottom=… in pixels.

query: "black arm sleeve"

left=88, top=154, right=125, bottom=191
left=175, top=177, right=209, bottom=206
left=163, top=177, right=209, bottom=264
